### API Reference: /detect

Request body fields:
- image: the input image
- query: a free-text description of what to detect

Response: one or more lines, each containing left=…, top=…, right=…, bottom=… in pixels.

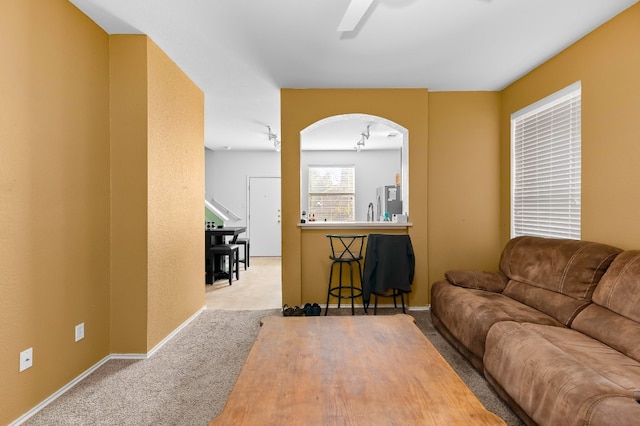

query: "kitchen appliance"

left=376, top=185, right=402, bottom=221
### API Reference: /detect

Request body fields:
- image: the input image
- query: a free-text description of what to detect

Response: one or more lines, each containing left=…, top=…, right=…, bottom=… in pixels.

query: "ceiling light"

left=354, top=125, right=370, bottom=152
left=267, top=125, right=281, bottom=152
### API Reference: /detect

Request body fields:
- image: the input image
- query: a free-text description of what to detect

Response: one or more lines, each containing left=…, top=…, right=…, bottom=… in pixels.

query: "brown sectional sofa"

left=431, top=236, right=640, bottom=426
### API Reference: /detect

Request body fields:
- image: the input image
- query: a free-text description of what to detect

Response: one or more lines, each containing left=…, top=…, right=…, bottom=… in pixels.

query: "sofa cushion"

left=572, top=250, right=640, bottom=363
left=431, top=281, right=562, bottom=363
left=498, top=236, right=621, bottom=324
left=444, top=270, right=508, bottom=292
left=591, top=250, right=640, bottom=323
left=501, top=280, right=591, bottom=326
left=484, top=321, right=640, bottom=426
left=572, top=304, right=640, bottom=364
left=586, top=396, right=640, bottom=426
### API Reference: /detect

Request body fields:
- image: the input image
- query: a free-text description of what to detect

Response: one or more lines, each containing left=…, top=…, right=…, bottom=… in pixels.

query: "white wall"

left=205, top=149, right=400, bottom=225
left=205, top=149, right=281, bottom=228
left=300, top=150, right=401, bottom=221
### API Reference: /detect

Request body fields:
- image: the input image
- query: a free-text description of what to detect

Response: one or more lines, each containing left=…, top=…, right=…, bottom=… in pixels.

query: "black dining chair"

left=362, top=234, right=415, bottom=314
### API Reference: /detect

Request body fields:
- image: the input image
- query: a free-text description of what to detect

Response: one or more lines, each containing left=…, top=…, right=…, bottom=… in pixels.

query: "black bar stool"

left=211, top=244, right=240, bottom=285
left=324, top=235, right=367, bottom=315
left=235, top=237, right=250, bottom=269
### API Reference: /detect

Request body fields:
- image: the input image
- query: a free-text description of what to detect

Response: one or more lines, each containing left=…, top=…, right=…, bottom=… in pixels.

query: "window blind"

left=308, top=165, right=355, bottom=222
left=511, top=82, right=581, bottom=240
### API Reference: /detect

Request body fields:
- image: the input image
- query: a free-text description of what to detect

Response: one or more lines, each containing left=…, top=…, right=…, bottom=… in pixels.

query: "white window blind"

left=308, top=165, right=355, bottom=222
left=511, top=82, right=581, bottom=240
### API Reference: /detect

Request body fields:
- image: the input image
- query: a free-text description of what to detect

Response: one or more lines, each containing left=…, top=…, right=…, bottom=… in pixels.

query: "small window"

left=308, top=165, right=355, bottom=222
left=511, top=82, right=581, bottom=239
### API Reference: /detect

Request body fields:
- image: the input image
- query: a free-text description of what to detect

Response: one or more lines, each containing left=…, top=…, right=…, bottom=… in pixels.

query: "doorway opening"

left=206, top=176, right=283, bottom=310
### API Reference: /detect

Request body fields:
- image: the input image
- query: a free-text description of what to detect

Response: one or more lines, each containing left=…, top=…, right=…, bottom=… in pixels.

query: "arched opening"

left=300, top=113, right=409, bottom=222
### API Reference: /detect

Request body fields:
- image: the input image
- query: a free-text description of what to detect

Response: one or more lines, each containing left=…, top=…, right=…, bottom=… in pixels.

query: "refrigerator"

left=376, top=185, right=402, bottom=221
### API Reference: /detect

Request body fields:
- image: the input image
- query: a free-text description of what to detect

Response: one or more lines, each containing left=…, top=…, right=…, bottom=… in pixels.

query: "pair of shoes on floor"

left=282, top=304, right=304, bottom=317
left=303, top=303, right=322, bottom=316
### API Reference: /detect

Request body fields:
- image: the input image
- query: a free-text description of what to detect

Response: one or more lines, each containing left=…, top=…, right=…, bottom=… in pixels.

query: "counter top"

left=298, top=221, right=412, bottom=229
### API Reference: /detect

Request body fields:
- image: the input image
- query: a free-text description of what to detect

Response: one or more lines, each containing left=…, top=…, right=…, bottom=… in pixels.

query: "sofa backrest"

left=499, top=236, right=622, bottom=325
left=572, top=250, right=640, bottom=362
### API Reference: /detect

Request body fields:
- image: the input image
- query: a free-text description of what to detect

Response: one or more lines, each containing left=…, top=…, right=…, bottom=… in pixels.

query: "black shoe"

left=311, top=303, right=322, bottom=316
left=303, top=303, right=313, bottom=316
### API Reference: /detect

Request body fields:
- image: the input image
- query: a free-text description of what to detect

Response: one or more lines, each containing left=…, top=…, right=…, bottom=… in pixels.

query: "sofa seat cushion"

left=584, top=396, right=640, bottom=426
left=484, top=321, right=640, bottom=426
left=431, top=280, right=563, bottom=362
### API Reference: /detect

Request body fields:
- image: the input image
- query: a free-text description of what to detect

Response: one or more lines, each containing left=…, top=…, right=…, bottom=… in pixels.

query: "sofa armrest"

left=444, top=270, right=508, bottom=293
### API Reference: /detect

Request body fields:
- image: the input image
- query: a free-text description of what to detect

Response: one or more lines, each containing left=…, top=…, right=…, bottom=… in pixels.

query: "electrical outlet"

left=20, top=347, right=33, bottom=372
left=75, top=323, right=85, bottom=342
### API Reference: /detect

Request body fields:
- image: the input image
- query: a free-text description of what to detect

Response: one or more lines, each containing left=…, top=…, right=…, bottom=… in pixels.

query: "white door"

left=249, top=177, right=281, bottom=256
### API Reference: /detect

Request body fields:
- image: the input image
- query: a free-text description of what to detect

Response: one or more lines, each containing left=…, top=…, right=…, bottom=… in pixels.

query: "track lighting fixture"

left=267, top=125, right=281, bottom=152
left=354, top=124, right=370, bottom=152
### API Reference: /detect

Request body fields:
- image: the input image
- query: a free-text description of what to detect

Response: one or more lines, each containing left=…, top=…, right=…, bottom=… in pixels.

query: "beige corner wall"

left=110, top=35, right=150, bottom=353
left=500, top=3, right=640, bottom=250
left=1, top=3, right=205, bottom=423
left=146, top=40, right=205, bottom=349
left=281, top=89, right=430, bottom=307
left=428, top=92, right=502, bottom=285
left=0, top=1, right=111, bottom=423
left=110, top=35, right=205, bottom=352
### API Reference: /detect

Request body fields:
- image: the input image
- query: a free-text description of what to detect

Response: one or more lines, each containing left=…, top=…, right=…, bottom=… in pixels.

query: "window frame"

left=510, top=81, right=582, bottom=240
left=307, top=164, right=356, bottom=222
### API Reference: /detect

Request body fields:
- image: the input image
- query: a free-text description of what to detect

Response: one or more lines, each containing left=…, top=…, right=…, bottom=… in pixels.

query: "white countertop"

left=298, top=221, right=412, bottom=229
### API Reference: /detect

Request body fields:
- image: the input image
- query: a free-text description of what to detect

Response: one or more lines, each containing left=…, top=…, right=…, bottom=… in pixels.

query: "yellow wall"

left=110, top=35, right=150, bottom=353
left=146, top=39, right=205, bottom=349
left=500, top=3, right=640, bottom=250
left=1, top=1, right=111, bottom=422
left=301, top=228, right=409, bottom=305
left=110, top=35, right=206, bottom=353
left=281, top=89, right=430, bottom=307
left=428, top=92, right=502, bottom=284
left=1, top=2, right=205, bottom=423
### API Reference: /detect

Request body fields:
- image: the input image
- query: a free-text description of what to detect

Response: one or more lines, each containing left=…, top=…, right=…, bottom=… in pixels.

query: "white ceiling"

left=69, top=0, right=638, bottom=151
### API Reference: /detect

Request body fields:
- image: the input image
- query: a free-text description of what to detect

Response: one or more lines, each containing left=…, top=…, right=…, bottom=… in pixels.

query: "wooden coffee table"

left=210, top=314, right=505, bottom=425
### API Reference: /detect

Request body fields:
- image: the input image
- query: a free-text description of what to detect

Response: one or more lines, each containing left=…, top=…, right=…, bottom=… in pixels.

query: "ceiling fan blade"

left=337, top=0, right=375, bottom=32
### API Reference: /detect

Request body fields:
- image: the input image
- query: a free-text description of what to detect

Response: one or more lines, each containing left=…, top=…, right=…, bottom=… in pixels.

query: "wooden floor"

left=205, top=257, right=282, bottom=310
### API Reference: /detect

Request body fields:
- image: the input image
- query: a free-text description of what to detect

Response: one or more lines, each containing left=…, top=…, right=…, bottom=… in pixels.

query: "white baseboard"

left=9, top=355, right=112, bottom=426
left=10, top=306, right=207, bottom=426
left=146, top=306, right=206, bottom=358
left=410, top=304, right=431, bottom=311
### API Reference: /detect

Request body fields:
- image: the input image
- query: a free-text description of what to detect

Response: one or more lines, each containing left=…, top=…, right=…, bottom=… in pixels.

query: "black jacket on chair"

left=362, top=234, right=415, bottom=304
